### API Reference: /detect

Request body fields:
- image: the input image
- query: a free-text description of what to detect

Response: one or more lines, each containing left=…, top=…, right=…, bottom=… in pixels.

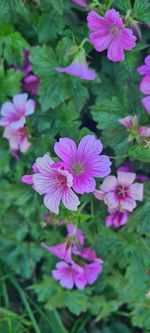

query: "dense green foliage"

left=0, top=0, right=150, bottom=332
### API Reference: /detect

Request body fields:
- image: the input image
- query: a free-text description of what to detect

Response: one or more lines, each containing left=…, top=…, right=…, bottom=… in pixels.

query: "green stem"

left=9, top=277, right=41, bottom=333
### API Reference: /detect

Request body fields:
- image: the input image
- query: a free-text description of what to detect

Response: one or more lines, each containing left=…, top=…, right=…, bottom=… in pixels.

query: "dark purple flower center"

left=116, top=185, right=129, bottom=198
left=71, top=161, right=84, bottom=175
left=56, top=174, right=67, bottom=188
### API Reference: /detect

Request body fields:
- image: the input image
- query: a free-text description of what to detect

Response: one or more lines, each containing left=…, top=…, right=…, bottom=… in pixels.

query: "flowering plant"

left=0, top=0, right=150, bottom=332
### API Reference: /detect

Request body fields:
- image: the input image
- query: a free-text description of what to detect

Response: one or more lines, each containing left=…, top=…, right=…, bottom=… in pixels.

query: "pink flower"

left=3, top=126, right=30, bottom=154
left=138, top=126, right=150, bottom=137
left=56, top=52, right=96, bottom=80
left=0, top=93, right=35, bottom=129
left=137, top=55, right=150, bottom=76
left=41, top=240, right=72, bottom=263
left=94, top=171, right=143, bottom=212
left=23, top=75, right=40, bottom=96
left=54, top=135, right=111, bottom=194
left=87, top=9, right=136, bottom=62
left=72, top=0, right=87, bottom=7
left=32, top=154, right=80, bottom=214
left=119, top=115, right=138, bottom=129
left=139, top=75, right=150, bottom=114
left=52, top=261, right=87, bottom=289
left=105, top=210, right=129, bottom=228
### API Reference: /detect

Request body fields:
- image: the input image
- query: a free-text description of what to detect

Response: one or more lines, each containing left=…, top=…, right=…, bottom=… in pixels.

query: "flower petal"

left=11, top=116, right=26, bottom=129
left=140, top=76, right=150, bottom=95
left=54, top=138, right=77, bottom=165
left=1, top=102, right=16, bottom=117
left=43, top=190, right=62, bottom=214
left=73, top=174, right=96, bottom=194
left=25, top=99, right=36, bottom=115
left=117, top=171, right=136, bottom=185
left=62, top=188, right=80, bottom=211
left=13, top=93, right=28, bottom=111
left=120, top=198, right=136, bottom=212
left=78, top=135, right=103, bottom=160
left=35, top=154, right=54, bottom=172
left=130, top=183, right=144, bottom=201
left=104, top=191, right=118, bottom=209
left=101, top=176, right=117, bottom=192
left=141, top=96, right=150, bottom=114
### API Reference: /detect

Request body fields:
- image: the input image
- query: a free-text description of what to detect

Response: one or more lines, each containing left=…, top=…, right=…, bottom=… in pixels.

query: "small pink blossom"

left=72, top=0, right=87, bottom=7
left=94, top=171, right=143, bottom=212
left=3, top=126, right=30, bottom=154
left=41, top=240, right=72, bottom=263
left=137, top=55, right=150, bottom=76
left=23, top=75, right=40, bottom=96
left=139, top=75, right=150, bottom=114
left=56, top=52, right=96, bottom=80
left=105, top=210, right=129, bottom=228
left=138, top=126, right=150, bottom=137
left=119, top=115, right=138, bottom=129
left=0, top=93, right=35, bottom=129
left=32, top=154, right=80, bottom=214
left=87, top=9, right=136, bottom=62
left=54, top=135, right=111, bottom=194
left=52, top=261, right=87, bottom=289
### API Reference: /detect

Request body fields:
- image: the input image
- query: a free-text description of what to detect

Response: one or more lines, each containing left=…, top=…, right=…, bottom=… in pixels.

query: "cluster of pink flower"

left=0, top=93, right=35, bottom=158
left=22, top=135, right=111, bottom=213
left=138, top=55, right=150, bottom=114
left=42, top=224, right=103, bottom=289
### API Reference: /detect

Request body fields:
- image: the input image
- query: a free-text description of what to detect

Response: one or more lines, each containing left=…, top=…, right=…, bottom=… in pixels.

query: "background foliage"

left=0, top=0, right=150, bottom=332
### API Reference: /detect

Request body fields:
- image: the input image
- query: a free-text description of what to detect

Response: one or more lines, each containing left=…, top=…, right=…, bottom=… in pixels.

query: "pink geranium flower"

left=87, top=9, right=136, bottom=62
left=105, top=210, right=129, bottom=228
left=0, top=93, right=35, bottom=129
left=137, top=55, right=150, bottom=76
left=3, top=126, right=30, bottom=154
left=139, top=75, right=150, bottom=114
left=56, top=52, right=96, bottom=80
left=54, top=135, right=111, bottom=194
left=94, top=171, right=143, bottom=212
left=52, top=261, right=87, bottom=289
left=32, top=154, right=80, bottom=214
left=72, top=0, right=87, bottom=7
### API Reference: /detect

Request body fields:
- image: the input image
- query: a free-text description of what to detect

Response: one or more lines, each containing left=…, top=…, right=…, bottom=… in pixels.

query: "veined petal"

left=130, top=183, right=143, bottom=201
left=73, top=174, right=96, bottom=194
left=101, top=176, right=117, bottom=192
left=140, top=76, right=150, bottom=95
left=62, top=188, right=80, bottom=211
left=141, top=96, right=150, bottom=114
left=54, top=138, right=77, bottom=165
left=13, top=93, right=28, bottom=111
left=44, top=190, right=62, bottom=214
left=35, top=154, right=54, bottom=172
left=117, top=171, right=136, bottom=185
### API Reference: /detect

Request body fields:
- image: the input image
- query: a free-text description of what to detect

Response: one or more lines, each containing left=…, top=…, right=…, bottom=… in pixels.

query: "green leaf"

left=133, top=0, right=150, bottom=24
left=128, top=145, right=150, bottom=163
left=0, top=24, right=29, bottom=64
left=0, top=60, right=23, bottom=103
left=112, top=0, right=131, bottom=12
